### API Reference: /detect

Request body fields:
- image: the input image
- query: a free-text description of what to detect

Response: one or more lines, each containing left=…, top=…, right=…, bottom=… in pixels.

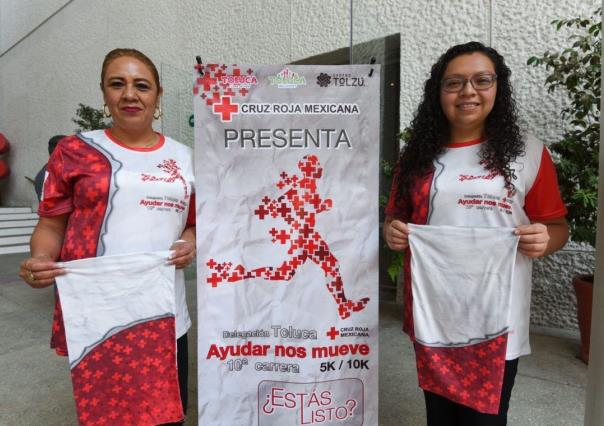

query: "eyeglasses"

left=441, top=73, right=497, bottom=93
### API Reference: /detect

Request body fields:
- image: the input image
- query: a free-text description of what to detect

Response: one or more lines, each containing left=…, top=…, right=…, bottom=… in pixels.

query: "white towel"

left=408, top=224, right=519, bottom=347
left=55, top=251, right=175, bottom=367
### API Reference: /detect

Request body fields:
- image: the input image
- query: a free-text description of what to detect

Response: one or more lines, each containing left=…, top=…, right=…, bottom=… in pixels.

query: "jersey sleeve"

left=38, top=140, right=75, bottom=217
left=524, top=146, right=567, bottom=221
left=186, top=193, right=196, bottom=226
left=384, top=170, right=405, bottom=218
left=385, top=172, right=413, bottom=222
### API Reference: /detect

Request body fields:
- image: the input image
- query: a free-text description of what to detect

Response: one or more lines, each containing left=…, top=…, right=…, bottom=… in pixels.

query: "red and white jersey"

left=386, top=135, right=566, bottom=413
left=387, top=135, right=567, bottom=359
left=425, top=135, right=566, bottom=358
left=40, top=129, right=195, bottom=354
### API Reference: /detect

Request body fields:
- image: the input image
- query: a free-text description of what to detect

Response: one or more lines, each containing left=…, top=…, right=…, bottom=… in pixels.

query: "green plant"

left=72, top=103, right=111, bottom=132
left=528, top=8, right=601, bottom=246
left=380, top=159, right=404, bottom=282
left=380, top=128, right=412, bottom=283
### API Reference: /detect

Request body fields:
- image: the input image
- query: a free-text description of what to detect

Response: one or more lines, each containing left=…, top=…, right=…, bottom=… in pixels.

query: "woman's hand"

left=515, top=218, right=569, bottom=258
left=384, top=217, right=410, bottom=252
left=515, top=223, right=550, bottom=258
left=19, top=254, right=65, bottom=288
left=168, top=240, right=196, bottom=269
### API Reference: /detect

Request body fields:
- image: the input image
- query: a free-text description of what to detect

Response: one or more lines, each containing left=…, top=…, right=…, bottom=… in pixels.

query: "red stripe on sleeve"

left=524, top=146, right=568, bottom=221
left=385, top=170, right=406, bottom=219
left=186, top=193, right=196, bottom=226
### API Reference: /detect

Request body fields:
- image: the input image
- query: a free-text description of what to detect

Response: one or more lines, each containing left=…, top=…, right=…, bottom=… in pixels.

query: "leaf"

left=387, top=251, right=404, bottom=283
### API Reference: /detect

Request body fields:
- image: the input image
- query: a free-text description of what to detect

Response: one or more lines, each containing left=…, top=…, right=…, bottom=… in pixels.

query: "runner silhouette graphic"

left=206, top=154, right=369, bottom=319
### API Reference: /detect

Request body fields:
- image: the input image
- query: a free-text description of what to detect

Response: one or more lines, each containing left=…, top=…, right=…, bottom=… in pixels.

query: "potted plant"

left=528, top=7, right=601, bottom=363
left=72, top=103, right=112, bottom=131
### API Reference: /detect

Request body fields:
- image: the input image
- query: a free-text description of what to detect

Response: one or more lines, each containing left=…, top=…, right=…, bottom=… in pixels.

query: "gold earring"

left=103, top=104, right=111, bottom=118
left=153, top=105, right=162, bottom=120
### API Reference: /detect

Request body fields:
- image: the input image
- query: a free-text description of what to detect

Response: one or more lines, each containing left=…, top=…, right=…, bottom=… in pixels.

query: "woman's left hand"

left=515, top=223, right=550, bottom=258
left=168, top=240, right=196, bottom=269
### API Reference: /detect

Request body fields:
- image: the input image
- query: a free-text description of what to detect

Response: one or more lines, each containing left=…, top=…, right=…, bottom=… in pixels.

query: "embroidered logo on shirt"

left=141, top=159, right=189, bottom=200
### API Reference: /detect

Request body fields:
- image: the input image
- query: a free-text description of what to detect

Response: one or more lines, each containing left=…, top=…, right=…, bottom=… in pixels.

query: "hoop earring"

left=153, top=105, right=163, bottom=120
left=103, top=104, right=111, bottom=118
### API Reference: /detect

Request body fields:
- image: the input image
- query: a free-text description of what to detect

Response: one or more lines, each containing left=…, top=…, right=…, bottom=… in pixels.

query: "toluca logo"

left=220, top=70, right=258, bottom=89
left=194, top=64, right=254, bottom=122
left=269, top=68, right=307, bottom=88
left=332, top=73, right=365, bottom=87
left=316, top=73, right=331, bottom=87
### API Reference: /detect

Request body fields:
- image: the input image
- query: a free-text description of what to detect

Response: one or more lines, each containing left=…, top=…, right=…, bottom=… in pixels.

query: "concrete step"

left=0, top=245, right=29, bottom=255
left=0, top=207, right=35, bottom=255
left=0, top=220, right=38, bottom=228
left=0, top=213, right=38, bottom=221
left=0, top=236, right=30, bottom=246
left=0, top=207, right=32, bottom=214
left=0, top=227, right=35, bottom=237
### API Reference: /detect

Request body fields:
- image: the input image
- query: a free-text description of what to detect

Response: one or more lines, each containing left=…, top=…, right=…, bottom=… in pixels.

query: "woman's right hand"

left=19, top=254, right=65, bottom=288
left=384, top=218, right=410, bottom=251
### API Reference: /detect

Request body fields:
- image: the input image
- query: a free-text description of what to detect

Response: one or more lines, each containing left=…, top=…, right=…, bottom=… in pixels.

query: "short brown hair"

left=100, top=48, right=160, bottom=90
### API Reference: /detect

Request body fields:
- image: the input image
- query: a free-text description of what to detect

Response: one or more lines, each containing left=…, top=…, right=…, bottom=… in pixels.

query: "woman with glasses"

left=384, top=42, right=568, bottom=425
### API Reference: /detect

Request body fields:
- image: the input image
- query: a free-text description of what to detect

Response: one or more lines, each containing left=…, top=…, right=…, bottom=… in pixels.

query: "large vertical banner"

left=195, top=64, right=379, bottom=425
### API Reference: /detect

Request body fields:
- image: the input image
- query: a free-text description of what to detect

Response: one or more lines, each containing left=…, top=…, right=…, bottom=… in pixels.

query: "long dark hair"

left=395, top=41, right=524, bottom=207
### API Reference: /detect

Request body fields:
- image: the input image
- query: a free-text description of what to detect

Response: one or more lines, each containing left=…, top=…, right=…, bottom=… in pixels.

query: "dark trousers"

left=424, top=359, right=519, bottom=426
left=162, top=333, right=189, bottom=425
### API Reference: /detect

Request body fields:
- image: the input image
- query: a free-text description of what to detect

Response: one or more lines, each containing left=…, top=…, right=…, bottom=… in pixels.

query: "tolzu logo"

left=221, top=73, right=258, bottom=89
left=316, top=73, right=331, bottom=87
left=316, top=73, right=365, bottom=88
left=269, top=68, right=307, bottom=88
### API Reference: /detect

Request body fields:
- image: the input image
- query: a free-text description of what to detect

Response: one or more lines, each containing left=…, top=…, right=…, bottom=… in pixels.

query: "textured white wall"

left=0, top=0, right=597, bottom=206
left=0, top=0, right=71, bottom=53
left=0, top=0, right=598, bottom=333
left=493, top=0, right=596, bottom=144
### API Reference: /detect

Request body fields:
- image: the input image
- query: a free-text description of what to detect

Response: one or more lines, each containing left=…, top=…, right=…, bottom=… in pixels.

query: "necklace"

left=140, top=134, right=159, bottom=147
left=107, top=129, right=159, bottom=148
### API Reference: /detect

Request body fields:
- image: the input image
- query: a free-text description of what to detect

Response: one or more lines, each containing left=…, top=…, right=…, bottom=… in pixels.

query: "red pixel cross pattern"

left=71, top=318, right=183, bottom=425
left=193, top=64, right=252, bottom=122
left=206, top=155, right=369, bottom=320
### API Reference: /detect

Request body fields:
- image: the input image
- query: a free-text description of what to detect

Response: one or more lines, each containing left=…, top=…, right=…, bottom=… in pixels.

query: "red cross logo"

left=255, top=205, right=270, bottom=219
left=206, top=92, right=220, bottom=106
left=207, top=272, right=221, bottom=288
left=214, top=69, right=226, bottom=82
left=326, top=326, right=340, bottom=340
left=213, top=96, right=239, bottom=122
left=275, top=230, right=290, bottom=244
left=198, top=74, right=217, bottom=91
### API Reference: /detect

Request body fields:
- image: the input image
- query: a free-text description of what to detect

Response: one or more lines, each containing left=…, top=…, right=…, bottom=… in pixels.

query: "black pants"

left=424, top=359, right=519, bottom=426
left=162, top=333, right=189, bottom=425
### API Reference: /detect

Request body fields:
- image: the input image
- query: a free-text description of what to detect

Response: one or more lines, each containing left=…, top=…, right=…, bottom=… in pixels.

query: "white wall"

left=0, top=0, right=597, bottom=206
left=0, top=0, right=71, bottom=54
